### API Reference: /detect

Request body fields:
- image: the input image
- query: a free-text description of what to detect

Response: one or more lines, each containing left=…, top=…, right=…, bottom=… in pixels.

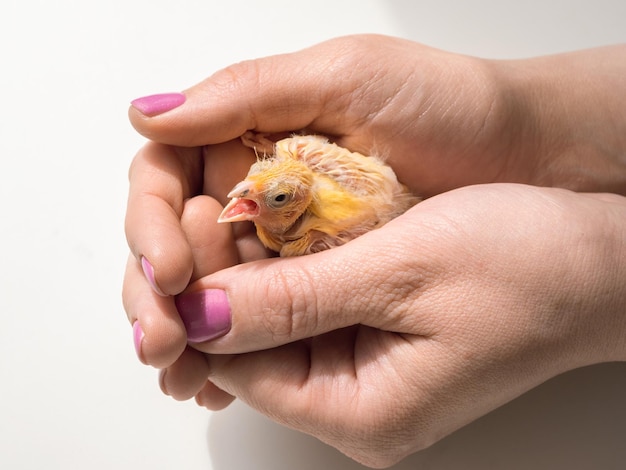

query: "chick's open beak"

left=217, top=181, right=260, bottom=223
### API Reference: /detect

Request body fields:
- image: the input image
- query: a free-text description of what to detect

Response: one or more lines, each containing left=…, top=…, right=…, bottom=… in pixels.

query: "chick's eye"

left=267, top=192, right=291, bottom=209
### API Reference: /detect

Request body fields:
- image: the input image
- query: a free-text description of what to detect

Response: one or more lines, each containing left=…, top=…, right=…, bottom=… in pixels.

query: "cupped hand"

left=124, top=35, right=519, bottom=368
left=129, top=182, right=626, bottom=467
left=122, top=34, right=626, bottom=466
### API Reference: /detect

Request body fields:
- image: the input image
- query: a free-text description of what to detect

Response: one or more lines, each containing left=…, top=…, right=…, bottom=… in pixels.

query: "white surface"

left=0, top=1, right=625, bottom=469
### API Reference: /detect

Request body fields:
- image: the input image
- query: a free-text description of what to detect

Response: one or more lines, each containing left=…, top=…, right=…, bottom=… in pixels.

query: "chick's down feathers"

left=218, top=134, right=420, bottom=257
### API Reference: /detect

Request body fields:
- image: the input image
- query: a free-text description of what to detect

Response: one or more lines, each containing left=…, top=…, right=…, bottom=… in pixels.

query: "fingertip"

left=180, top=195, right=239, bottom=283
left=140, top=256, right=166, bottom=296
left=195, top=380, right=236, bottom=411
left=130, top=92, right=186, bottom=117
left=158, top=348, right=211, bottom=401
left=128, top=93, right=189, bottom=142
left=139, top=247, right=194, bottom=296
left=139, top=304, right=188, bottom=369
left=133, top=320, right=146, bottom=364
left=124, top=256, right=189, bottom=369
left=175, top=288, right=232, bottom=345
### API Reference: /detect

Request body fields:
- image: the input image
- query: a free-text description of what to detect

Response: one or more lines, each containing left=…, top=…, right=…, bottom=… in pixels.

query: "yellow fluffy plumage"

left=218, top=133, right=420, bottom=256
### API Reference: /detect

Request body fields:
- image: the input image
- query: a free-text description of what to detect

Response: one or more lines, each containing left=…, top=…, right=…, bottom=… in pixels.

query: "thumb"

left=127, top=38, right=352, bottom=147
left=174, top=218, right=424, bottom=354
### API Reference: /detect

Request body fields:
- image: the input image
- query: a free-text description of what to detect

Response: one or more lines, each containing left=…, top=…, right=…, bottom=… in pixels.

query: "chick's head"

left=218, top=157, right=314, bottom=233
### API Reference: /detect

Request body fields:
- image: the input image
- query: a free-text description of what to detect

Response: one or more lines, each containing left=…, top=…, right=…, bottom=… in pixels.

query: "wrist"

left=563, top=193, right=626, bottom=364
left=493, top=47, right=626, bottom=194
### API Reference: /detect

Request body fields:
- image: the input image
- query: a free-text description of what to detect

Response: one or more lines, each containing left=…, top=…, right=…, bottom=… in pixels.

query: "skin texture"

left=123, top=35, right=626, bottom=467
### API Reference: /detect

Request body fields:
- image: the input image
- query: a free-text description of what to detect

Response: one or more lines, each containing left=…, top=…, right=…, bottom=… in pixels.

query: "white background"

left=1, top=1, right=625, bottom=469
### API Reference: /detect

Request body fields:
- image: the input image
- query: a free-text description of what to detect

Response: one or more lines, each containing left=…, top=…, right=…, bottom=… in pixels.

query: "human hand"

left=126, top=34, right=594, bottom=201
left=124, top=34, right=626, bottom=367
left=127, top=182, right=626, bottom=467
left=127, top=32, right=626, bottom=293
left=123, top=34, right=626, bottom=466
left=125, top=34, right=522, bottom=368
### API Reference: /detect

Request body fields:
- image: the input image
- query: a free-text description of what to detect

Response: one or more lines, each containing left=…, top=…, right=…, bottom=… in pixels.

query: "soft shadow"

left=416, top=362, right=626, bottom=469
left=208, top=363, right=626, bottom=469
left=208, top=401, right=367, bottom=470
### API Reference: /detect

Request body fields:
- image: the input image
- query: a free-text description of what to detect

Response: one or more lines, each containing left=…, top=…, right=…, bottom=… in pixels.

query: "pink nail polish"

left=133, top=321, right=146, bottom=363
left=141, top=256, right=166, bottom=296
left=131, top=92, right=186, bottom=117
left=175, top=289, right=232, bottom=343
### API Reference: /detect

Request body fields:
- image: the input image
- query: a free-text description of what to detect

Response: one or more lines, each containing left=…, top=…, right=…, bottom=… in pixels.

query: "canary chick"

left=218, top=134, right=420, bottom=256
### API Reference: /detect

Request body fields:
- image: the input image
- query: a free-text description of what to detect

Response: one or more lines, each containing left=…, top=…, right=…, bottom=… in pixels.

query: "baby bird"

left=218, top=134, right=420, bottom=257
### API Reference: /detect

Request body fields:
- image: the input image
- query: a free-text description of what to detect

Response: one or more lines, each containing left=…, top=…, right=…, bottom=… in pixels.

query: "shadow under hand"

left=208, top=363, right=626, bottom=470
left=207, top=401, right=367, bottom=470
left=419, top=362, right=626, bottom=469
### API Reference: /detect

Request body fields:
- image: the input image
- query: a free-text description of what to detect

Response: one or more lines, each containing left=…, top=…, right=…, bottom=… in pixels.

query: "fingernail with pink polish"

left=141, top=256, right=166, bottom=296
left=175, top=289, right=232, bottom=343
left=133, top=321, right=146, bottom=363
left=131, top=92, right=186, bottom=117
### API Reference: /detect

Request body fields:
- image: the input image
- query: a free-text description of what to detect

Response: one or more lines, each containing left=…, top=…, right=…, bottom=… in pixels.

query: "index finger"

left=125, top=141, right=202, bottom=294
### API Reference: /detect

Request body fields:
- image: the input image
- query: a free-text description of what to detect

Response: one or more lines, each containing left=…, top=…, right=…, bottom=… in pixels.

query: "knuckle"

left=211, top=59, right=263, bottom=126
left=354, top=251, right=427, bottom=328
left=257, top=264, right=320, bottom=342
left=216, top=59, right=261, bottom=94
